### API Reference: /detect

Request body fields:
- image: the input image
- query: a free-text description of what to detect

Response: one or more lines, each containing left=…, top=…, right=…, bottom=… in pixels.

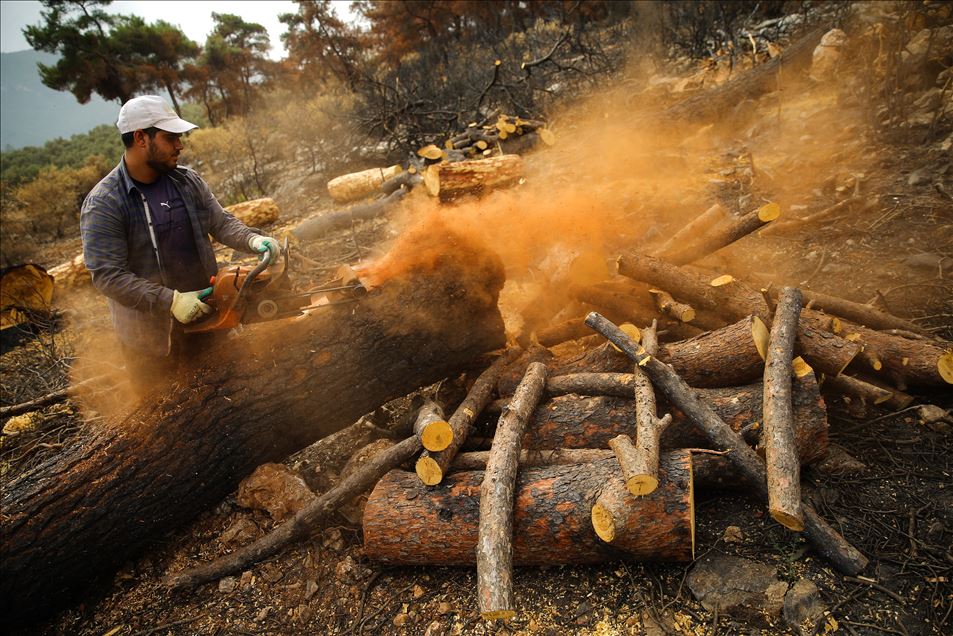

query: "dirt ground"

left=3, top=18, right=953, bottom=636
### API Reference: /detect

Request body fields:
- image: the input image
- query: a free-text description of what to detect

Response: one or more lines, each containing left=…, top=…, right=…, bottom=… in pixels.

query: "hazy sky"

left=0, top=0, right=356, bottom=60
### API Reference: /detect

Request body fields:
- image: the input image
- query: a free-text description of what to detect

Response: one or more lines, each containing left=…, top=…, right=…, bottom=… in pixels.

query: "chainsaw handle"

left=238, top=249, right=272, bottom=297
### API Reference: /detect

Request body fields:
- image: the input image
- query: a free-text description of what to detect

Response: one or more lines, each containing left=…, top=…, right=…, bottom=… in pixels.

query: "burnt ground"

left=3, top=61, right=953, bottom=636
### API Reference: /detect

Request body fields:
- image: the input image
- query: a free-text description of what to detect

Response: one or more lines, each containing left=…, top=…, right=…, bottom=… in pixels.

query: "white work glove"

left=248, top=234, right=280, bottom=265
left=170, top=287, right=214, bottom=324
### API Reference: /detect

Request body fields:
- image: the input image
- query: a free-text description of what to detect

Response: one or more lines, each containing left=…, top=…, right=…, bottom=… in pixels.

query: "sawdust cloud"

left=361, top=43, right=875, bottom=339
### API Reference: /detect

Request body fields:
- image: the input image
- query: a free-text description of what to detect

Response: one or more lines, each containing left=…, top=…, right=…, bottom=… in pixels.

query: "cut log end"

left=792, top=356, right=813, bottom=378
left=758, top=202, right=782, bottom=222
left=680, top=307, right=697, bottom=323
left=770, top=508, right=806, bottom=532
left=421, top=420, right=453, bottom=451
left=626, top=474, right=660, bottom=496
left=415, top=455, right=443, bottom=486
left=609, top=323, right=641, bottom=353
left=590, top=502, right=616, bottom=543
left=752, top=316, right=769, bottom=361
left=939, top=351, right=953, bottom=384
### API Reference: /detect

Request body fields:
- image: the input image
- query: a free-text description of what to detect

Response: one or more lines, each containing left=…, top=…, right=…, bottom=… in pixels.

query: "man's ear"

left=134, top=130, right=147, bottom=147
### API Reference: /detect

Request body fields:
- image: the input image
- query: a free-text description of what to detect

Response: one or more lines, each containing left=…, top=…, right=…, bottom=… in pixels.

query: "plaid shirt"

left=81, top=158, right=255, bottom=356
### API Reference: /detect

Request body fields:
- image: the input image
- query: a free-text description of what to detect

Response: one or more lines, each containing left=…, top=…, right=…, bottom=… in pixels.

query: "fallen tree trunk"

left=479, top=374, right=829, bottom=465
left=656, top=203, right=781, bottom=266
left=585, top=312, right=868, bottom=575
left=363, top=455, right=694, bottom=565
left=0, top=231, right=507, bottom=624
left=292, top=188, right=407, bottom=241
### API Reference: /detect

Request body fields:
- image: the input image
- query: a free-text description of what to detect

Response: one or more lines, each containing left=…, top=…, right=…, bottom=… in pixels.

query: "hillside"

left=0, top=50, right=117, bottom=151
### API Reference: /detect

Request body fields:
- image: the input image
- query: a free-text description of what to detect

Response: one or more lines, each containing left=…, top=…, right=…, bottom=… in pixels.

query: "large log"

left=424, top=154, right=523, bottom=201
left=656, top=203, right=781, bottom=266
left=363, top=455, right=694, bottom=566
left=292, top=188, right=407, bottom=241
left=327, top=164, right=402, bottom=203
left=584, top=312, right=868, bottom=575
left=478, top=374, right=829, bottom=465
left=0, top=230, right=507, bottom=624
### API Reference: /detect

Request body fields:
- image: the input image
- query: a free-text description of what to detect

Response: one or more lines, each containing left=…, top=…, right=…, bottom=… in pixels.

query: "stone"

left=255, top=607, right=271, bottom=622
left=437, top=601, right=453, bottom=615
left=393, top=613, right=409, bottom=627
left=224, top=197, right=280, bottom=228
left=783, top=579, right=827, bottom=636
left=239, top=570, right=254, bottom=588
left=236, top=463, right=316, bottom=522
left=336, top=555, right=357, bottom=582
left=810, top=29, right=847, bottom=82
left=304, top=578, right=319, bottom=600
left=423, top=620, right=444, bottom=636
left=218, top=516, right=261, bottom=545
left=907, top=170, right=930, bottom=187
left=218, top=576, right=237, bottom=593
left=723, top=525, right=744, bottom=543
left=687, top=555, right=787, bottom=625
left=413, top=584, right=426, bottom=599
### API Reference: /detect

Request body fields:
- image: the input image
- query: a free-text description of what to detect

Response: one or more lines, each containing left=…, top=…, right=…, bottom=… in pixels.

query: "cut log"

left=165, top=435, right=422, bottom=590
left=762, top=287, right=804, bottom=531
left=822, top=374, right=914, bottom=410
left=656, top=203, right=781, bottom=265
left=47, top=253, right=90, bottom=289
left=479, top=375, right=829, bottom=466
left=591, top=449, right=693, bottom=557
left=414, top=400, right=452, bottom=452
left=814, top=310, right=953, bottom=387
left=380, top=170, right=420, bottom=195
left=617, top=251, right=769, bottom=323
left=0, top=229, right=507, bottom=624
left=415, top=350, right=520, bottom=486
left=327, top=164, right=402, bottom=203
left=223, top=197, right=280, bottom=228
left=292, top=188, right=407, bottom=241
left=796, top=311, right=862, bottom=377
left=651, top=203, right=728, bottom=257
left=788, top=287, right=930, bottom=337
left=477, top=362, right=548, bottom=619
left=649, top=289, right=696, bottom=322
left=424, top=154, right=523, bottom=201
left=535, top=317, right=591, bottom=347
left=584, top=312, right=868, bottom=576
left=363, top=456, right=694, bottom=566
left=614, top=321, right=671, bottom=495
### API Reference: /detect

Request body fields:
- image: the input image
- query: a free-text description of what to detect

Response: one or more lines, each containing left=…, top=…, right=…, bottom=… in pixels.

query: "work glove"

left=248, top=234, right=281, bottom=265
left=170, top=287, right=214, bottom=324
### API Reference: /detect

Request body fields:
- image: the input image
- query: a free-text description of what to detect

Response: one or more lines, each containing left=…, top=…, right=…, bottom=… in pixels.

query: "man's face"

left=143, top=130, right=184, bottom=174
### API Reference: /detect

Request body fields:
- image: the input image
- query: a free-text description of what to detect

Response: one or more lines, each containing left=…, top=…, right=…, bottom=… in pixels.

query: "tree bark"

left=822, top=374, right=914, bottom=410
left=424, top=154, right=523, bottom=201
left=649, top=289, right=696, bottom=322
left=763, top=287, right=804, bottom=531
left=477, top=362, right=549, bottom=620
left=416, top=350, right=520, bottom=486
left=788, top=287, right=930, bottom=337
left=0, top=233, right=507, bottom=624
left=591, top=449, right=693, bottom=558
left=584, top=312, right=868, bottom=576
left=364, top=457, right=694, bottom=566
left=656, top=204, right=780, bottom=266
left=292, top=188, right=407, bottom=241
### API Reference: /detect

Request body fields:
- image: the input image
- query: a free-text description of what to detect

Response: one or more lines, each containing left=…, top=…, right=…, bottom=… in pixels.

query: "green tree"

left=24, top=0, right=198, bottom=110
left=203, top=13, right=273, bottom=116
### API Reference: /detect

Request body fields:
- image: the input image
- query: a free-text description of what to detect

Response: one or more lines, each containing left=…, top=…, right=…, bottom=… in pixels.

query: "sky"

left=0, top=0, right=356, bottom=60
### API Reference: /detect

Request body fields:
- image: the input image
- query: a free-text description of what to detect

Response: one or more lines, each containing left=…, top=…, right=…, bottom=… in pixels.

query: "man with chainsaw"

left=81, top=95, right=280, bottom=384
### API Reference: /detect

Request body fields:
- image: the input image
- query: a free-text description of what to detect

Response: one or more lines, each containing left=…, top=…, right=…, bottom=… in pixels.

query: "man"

left=81, top=95, right=279, bottom=384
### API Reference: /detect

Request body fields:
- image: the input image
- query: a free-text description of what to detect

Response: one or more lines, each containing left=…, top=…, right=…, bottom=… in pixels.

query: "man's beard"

left=146, top=143, right=176, bottom=174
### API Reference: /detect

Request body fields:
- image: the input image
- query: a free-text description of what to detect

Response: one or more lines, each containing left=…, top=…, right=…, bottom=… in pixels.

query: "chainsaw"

left=184, top=240, right=367, bottom=334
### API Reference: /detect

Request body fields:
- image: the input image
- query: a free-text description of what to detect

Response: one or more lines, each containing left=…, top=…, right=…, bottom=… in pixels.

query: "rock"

left=295, top=604, right=312, bottom=624
left=412, top=583, right=426, bottom=599
left=783, top=579, right=827, bottom=636
left=723, top=525, right=744, bottom=543
left=218, top=516, right=261, bottom=545
left=224, top=197, right=280, bottom=228
left=239, top=570, right=254, bottom=588
left=323, top=527, right=346, bottom=551
left=918, top=404, right=952, bottom=433
left=218, top=576, right=237, bottom=593
left=338, top=439, right=396, bottom=523
left=393, top=613, right=409, bottom=628
left=687, top=555, right=787, bottom=625
left=423, top=620, right=444, bottom=636
left=305, top=578, right=319, bottom=600
left=236, top=463, right=316, bottom=522
left=907, top=170, right=930, bottom=187
left=810, top=29, right=847, bottom=82
left=255, top=607, right=271, bottom=622
left=437, top=601, right=453, bottom=615
left=336, top=555, right=357, bottom=582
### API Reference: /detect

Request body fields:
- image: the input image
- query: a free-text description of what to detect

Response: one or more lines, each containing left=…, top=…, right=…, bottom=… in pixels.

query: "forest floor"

left=3, top=23, right=953, bottom=636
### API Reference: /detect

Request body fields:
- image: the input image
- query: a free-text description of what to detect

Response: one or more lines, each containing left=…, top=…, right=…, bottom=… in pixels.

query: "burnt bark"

left=0, top=235, right=507, bottom=623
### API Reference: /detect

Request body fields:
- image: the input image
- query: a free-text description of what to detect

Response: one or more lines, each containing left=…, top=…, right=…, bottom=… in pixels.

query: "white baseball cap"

left=116, top=95, right=198, bottom=134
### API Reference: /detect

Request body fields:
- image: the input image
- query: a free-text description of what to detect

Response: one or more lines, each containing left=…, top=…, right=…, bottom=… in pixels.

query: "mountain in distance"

left=1, top=49, right=118, bottom=151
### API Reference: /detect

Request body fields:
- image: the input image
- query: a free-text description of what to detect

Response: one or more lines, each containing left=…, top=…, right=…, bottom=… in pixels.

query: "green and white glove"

left=171, top=287, right=214, bottom=324
left=248, top=234, right=280, bottom=265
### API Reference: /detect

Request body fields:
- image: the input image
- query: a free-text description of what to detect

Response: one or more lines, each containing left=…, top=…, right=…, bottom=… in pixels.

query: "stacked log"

left=223, top=197, right=280, bottom=228
left=327, top=164, right=402, bottom=203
